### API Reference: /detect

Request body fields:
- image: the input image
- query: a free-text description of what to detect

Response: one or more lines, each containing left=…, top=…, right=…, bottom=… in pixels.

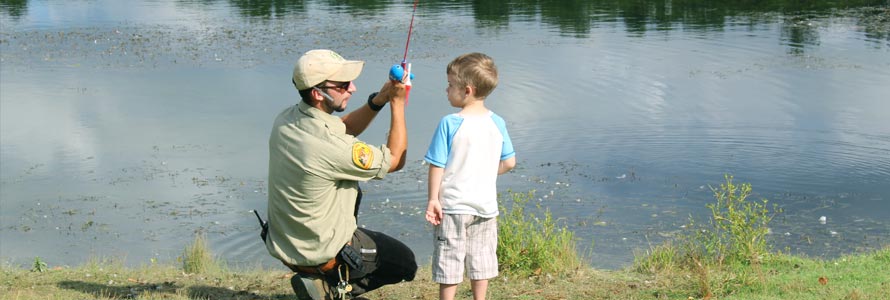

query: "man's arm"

left=339, top=81, right=407, bottom=172
left=385, top=89, right=407, bottom=173
left=342, top=85, right=393, bottom=136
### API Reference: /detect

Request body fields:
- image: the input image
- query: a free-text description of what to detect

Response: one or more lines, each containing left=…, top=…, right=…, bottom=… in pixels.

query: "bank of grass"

left=2, top=249, right=888, bottom=300
left=2, top=179, right=889, bottom=300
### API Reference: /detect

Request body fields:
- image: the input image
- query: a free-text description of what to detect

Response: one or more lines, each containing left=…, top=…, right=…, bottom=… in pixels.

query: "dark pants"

left=282, top=186, right=417, bottom=297
left=321, top=228, right=417, bottom=296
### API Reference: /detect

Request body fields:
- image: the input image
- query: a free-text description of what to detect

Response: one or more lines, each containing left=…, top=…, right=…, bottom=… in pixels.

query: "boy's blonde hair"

left=446, top=53, right=498, bottom=99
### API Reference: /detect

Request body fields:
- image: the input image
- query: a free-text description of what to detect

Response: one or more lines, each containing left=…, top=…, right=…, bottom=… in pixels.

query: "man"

left=265, top=49, right=417, bottom=300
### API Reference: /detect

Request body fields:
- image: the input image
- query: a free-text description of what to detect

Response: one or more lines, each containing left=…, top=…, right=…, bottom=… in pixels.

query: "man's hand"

left=425, top=199, right=443, bottom=226
left=374, top=80, right=407, bottom=106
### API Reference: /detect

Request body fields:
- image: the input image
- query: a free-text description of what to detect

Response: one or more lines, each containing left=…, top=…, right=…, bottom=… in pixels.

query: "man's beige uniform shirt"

left=266, top=101, right=391, bottom=266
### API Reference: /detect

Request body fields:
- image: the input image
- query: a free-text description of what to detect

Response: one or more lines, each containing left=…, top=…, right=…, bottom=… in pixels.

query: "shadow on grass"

left=59, top=280, right=291, bottom=300
left=187, top=285, right=266, bottom=299
left=58, top=280, right=181, bottom=298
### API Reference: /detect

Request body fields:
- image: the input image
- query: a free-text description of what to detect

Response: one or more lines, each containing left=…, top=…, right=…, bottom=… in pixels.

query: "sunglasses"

left=316, top=81, right=351, bottom=91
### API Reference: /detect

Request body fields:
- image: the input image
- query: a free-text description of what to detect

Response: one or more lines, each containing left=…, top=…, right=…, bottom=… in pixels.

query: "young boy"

left=424, top=53, right=516, bottom=300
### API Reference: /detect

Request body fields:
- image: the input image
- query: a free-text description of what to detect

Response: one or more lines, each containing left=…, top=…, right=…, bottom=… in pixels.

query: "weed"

left=180, top=231, right=224, bottom=274
left=30, top=257, right=47, bottom=273
left=497, top=190, right=583, bottom=277
left=684, top=175, right=781, bottom=266
left=633, top=175, right=784, bottom=297
left=633, top=241, right=678, bottom=274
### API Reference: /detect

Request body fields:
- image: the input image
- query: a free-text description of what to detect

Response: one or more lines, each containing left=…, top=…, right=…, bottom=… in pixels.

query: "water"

left=1, top=0, right=888, bottom=270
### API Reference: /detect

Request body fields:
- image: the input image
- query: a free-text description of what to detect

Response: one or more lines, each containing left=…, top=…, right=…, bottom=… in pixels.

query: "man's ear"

left=310, top=88, right=325, bottom=102
left=310, top=88, right=320, bottom=99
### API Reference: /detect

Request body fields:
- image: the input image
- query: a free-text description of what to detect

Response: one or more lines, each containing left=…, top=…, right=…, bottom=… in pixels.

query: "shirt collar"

left=297, top=101, right=346, bottom=133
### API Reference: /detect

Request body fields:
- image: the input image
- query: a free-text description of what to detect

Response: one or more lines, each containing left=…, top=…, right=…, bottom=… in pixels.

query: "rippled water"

left=2, top=0, right=889, bottom=270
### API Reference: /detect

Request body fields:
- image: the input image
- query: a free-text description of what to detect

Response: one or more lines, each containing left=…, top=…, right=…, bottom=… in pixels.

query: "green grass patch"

left=2, top=249, right=886, bottom=300
left=180, top=231, right=226, bottom=274
left=0, top=260, right=292, bottom=300
left=497, top=190, right=585, bottom=277
left=631, top=175, right=888, bottom=299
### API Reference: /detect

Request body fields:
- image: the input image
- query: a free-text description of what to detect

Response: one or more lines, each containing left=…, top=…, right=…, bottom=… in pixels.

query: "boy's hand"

left=425, top=199, right=443, bottom=225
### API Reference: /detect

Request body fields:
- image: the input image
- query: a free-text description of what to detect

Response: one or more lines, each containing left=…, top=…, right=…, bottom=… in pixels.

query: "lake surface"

left=2, top=0, right=889, bottom=270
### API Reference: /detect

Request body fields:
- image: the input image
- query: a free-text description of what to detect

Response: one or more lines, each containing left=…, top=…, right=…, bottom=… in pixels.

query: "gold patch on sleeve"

left=352, top=142, right=374, bottom=170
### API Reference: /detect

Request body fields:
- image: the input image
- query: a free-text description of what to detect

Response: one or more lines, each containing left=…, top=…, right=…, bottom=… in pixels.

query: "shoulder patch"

left=352, top=142, right=374, bottom=170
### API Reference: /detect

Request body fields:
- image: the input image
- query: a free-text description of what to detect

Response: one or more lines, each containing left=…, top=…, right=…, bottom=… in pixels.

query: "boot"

left=290, top=273, right=330, bottom=300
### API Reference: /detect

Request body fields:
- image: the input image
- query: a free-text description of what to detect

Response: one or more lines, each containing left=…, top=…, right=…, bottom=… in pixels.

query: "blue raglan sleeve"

left=424, top=116, right=453, bottom=168
left=492, top=113, right=515, bottom=160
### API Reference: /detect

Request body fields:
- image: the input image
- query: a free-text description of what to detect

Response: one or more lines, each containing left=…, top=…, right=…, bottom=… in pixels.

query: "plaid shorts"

left=432, top=214, right=498, bottom=284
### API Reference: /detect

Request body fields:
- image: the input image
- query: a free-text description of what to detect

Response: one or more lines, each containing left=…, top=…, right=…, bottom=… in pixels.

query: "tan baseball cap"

left=292, top=49, right=364, bottom=90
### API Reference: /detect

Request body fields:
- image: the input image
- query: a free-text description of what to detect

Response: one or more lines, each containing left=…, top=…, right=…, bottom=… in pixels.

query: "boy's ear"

left=464, top=85, right=474, bottom=97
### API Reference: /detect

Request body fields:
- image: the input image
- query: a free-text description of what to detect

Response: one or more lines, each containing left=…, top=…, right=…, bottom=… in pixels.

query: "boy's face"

left=446, top=73, right=468, bottom=108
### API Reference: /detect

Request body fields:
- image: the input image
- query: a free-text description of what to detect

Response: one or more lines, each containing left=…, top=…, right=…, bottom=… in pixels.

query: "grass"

left=0, top=261, right=289, bottom=300
left=181, top=231, right=226, bottom=274
left=497, top=190, right=584, bottom=277
left=2, top=177, right=888, bottom=300
left=2, top=250, right=887, bottom=300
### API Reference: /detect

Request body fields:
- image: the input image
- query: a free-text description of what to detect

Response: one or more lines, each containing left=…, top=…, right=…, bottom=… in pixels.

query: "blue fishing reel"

left=389, top=64, right=415, bottom=83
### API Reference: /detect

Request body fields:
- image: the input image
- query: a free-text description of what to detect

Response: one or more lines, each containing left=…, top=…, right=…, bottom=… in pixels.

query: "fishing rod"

left=401, top=0, right=418, bottom=65
left=389, top=0, right=419, bottom=102
left=252, top=209, right=268, bottom=242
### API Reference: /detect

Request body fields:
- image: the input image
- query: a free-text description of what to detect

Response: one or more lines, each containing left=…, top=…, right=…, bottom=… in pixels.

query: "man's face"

left=315, top=81, right=354, bottom=112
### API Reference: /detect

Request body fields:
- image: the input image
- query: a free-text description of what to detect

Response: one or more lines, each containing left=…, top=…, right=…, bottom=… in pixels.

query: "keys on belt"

left=288, top=262, right=353, bottom=300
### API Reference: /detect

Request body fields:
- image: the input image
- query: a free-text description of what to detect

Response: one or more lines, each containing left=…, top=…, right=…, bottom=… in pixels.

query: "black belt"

left=284, top=257, right=339, bottom=275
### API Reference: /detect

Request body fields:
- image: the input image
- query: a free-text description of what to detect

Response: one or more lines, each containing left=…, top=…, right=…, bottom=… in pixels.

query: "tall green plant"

left=635, top=175, right=782, bottom=298
left=30, top=257, right=47, bottom=273
left=498, top=190, right=583, bottom=276
left=697, top=175, right=780, bottom=265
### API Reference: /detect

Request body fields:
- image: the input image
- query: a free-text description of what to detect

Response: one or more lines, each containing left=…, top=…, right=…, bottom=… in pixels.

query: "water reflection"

left=4, top=0, right=887, bottom=46
left=782, top=15, right=822, bottom=55
left=222, top=0, right=306, bottom=18
left=192, top=0, right=890, bottom=43
left=0, top=0, right=27, bottom=19
left=178, top=0, right=396, bottom=19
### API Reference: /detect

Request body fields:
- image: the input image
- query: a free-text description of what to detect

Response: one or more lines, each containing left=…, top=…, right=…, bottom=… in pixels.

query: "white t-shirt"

left=424, top=111, right=515, bottom=217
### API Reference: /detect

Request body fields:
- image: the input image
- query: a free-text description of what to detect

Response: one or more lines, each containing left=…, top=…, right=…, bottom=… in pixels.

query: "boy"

left=424, top=53, right=516, bottom=300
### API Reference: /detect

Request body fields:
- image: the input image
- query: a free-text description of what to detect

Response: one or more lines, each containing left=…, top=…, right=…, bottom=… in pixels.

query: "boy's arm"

left=498, top=156, right=516, bottom=175
left=425, top=164, right=445, bottom=225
